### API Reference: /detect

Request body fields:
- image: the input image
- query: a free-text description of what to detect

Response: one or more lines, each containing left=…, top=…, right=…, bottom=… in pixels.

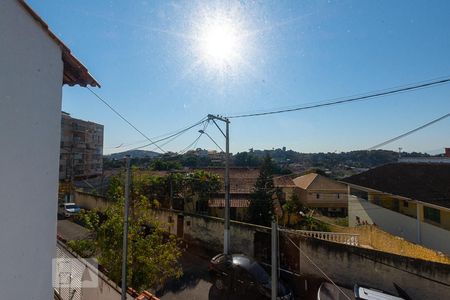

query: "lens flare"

left=198, top=18, right=242, bottom=69
left=189, top=4, right=253, bottom=77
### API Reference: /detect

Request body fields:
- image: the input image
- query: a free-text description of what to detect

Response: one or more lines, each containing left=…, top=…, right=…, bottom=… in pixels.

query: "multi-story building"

left=60, top=112, right=104, bottom=180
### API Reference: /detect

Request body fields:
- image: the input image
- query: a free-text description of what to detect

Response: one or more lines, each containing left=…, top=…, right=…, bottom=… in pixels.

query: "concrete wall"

left=0, top=1, right=63, bottom=299
left=349, top=196, right=450, bottom=255
left=74, top=191, right=110, bottom=211
left=152, top=209, right=265, bottom=256
left=281, top=234, right=450, bottom=299
left=80, top=195, right=450, bottom=297
left=334, top=225, right=450, bottom=264
left=152, top=209, right=450, bottom=299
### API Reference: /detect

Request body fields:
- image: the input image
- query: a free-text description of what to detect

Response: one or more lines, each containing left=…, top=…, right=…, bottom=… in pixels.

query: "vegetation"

left=71, top=173, right=183, bottom=291
left=282, top=193, right=302, bottom=226
left=104, top=148, right=430, bottom=180
left=246, top=155, right=276, bottom=226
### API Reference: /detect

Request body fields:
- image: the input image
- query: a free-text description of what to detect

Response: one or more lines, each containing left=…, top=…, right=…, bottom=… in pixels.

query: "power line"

left=86, top=87, right=166, bottom=153
left=368, top=112, right=450, bottom=150
left=106, top=117, right=211, bottom=150
left=125, top=117, right=208, bottom=152
left=282, top=232, right=352, bottom=300
left=226, top=76, right=450, bottom=119
left=177, top=120, right=210, bottom=155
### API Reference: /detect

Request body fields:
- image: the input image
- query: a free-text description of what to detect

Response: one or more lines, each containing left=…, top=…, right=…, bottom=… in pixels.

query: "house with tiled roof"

left=197, top=168, right=298, bottom=221
left=292, top=173, right=348, bottom=216
left=342, top=162, right=450, bottom=254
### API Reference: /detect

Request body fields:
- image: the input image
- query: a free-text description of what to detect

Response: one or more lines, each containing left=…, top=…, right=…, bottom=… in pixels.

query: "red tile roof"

left=208, top=198, right=250, bottom=208
left=17, top=0, right=100, bottom=87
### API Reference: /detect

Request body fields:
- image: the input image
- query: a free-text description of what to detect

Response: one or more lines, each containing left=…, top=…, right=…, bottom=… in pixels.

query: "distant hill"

left=106, top=150, right=161, bottom=160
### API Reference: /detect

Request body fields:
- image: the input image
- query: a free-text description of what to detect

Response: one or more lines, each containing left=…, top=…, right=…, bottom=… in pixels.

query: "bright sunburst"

left=198, top=18, right=242, bottom=69
left=190, top=7, right=252, bottom=75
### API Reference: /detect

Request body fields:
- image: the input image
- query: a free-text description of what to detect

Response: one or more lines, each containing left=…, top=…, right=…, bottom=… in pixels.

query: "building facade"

left=0, top=1, right=99, bottom=299
left=343, top=162, right=450, bottom=254
left=60, top=112, right=104, bottom=180
left=292, top=173, right=348, bottom=216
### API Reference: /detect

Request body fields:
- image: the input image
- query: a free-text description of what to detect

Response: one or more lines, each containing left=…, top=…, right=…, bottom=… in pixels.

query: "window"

left=403, top=200, right=409, bottom=208
left=337, top=193, right=340, bottom=199
left=424, top=207, right=441, bottom=224
left=316, top=193, right=320, bottom=199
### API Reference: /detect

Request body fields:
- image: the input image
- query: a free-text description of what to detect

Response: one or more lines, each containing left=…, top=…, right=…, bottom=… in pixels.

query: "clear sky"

left=28, top=0, right=450, bottom=155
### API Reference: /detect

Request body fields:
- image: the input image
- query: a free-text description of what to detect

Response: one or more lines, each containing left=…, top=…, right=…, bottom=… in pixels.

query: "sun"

left=199, top=19, right=241, bottom=67
left=192, top=12, right=248, bottom=73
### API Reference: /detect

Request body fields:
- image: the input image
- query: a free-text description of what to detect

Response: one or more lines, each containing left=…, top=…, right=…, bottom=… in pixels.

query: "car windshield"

left=248, top=262, right=270, bottom=284
left=66, top=205, right=78, bottom=209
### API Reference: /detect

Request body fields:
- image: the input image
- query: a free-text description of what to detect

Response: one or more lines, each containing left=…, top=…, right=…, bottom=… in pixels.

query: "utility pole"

left=121, top=155, right=131, bottom=300
left=207, top=114, right=230, bottom=254
left=170, top=173, right=173, bottom=210
left=271, top=219, right=278, bottom=300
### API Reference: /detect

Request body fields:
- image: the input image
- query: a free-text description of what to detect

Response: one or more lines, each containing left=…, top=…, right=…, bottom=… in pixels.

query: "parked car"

left=317, top=282, right=410, bottom=300
left=317, top=282, right=355, bottom=300
left=354, top=284, right=409, bottom=300
left=58, top=202, right=81, bottom=218
left=208, top=253, right=293, bottom=300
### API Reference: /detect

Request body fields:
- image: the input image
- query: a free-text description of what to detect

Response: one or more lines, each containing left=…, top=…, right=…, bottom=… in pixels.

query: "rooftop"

left=18, top=0, right=100, bottom=87
left=342, top=163, right=450, bottom=209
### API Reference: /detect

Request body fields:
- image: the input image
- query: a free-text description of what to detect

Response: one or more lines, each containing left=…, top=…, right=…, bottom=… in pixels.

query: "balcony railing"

left=280, top=228, right=359, bottom=246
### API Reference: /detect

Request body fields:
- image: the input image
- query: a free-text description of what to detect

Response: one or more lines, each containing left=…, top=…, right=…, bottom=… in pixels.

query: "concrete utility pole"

left=207, top=114, right=231, bottom=254
left=271, top=219, right=278, bottom=300
left=121, top=155, right=131, bottom=300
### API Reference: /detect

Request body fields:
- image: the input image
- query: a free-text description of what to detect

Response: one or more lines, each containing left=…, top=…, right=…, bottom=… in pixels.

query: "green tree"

left=188, top=170, right=221, bottom=213
left=72, top=174, right=183, bottom=292
left=282, top=193, right=301, bottom=226
left=247, top=155, right=275, bottom=226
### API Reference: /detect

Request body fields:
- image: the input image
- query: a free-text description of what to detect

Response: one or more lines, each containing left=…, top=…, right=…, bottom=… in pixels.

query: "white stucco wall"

left=349, top=196, right=450, bottom=255
left=0, top=1, right=63, bottom=299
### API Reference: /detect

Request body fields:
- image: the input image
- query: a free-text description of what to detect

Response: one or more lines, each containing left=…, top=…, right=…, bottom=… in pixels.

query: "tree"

left=181, top=170, right=221, bottom=213
left=246, top=154, right=275, bottom=226
left=72, top=174, right=183, bottom=292
left=282, top=193, right=301, bottom=226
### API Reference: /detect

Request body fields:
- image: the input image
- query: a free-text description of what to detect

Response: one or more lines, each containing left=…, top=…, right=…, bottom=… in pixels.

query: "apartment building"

left=60, top=112, right=104, bottom=180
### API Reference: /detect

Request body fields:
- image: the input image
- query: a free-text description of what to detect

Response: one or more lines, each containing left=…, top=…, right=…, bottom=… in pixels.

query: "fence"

left=280, top=228, right=359, bottom=246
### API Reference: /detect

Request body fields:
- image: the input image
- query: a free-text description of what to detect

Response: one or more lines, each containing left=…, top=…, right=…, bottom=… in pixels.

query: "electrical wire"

left=282, top=232, right=352, bottom=300
left=87, top=87, right=166, bottom=153
left=368, top=112, right=450, bottom=150
left=125, top=117, right=208, bottom=152
left=226, top=76, right=450, bottom=119
left=177, top=120, right=210, bottom=155
left=106, top=117, right=211, bottom=150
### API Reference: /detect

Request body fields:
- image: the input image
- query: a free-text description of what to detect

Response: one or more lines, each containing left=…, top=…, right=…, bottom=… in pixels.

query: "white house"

left=343, top=162, right=450, bottom=255
left=0, top=1, right=99, bottom=299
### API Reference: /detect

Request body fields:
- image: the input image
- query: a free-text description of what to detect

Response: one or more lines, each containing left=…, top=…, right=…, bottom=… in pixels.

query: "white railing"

left=280, top=228, right=359, bottom=246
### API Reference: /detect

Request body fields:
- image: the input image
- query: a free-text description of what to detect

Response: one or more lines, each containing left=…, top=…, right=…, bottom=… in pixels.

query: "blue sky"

left=29, top=0, right=450, bottom=154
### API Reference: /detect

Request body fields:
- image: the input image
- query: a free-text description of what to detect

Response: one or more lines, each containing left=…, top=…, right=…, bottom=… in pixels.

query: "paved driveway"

left=57, top=219, right=91, bottom=240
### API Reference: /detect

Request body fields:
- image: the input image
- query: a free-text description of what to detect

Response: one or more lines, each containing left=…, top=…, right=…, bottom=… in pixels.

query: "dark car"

left=208, top=253, right=293, bottom=300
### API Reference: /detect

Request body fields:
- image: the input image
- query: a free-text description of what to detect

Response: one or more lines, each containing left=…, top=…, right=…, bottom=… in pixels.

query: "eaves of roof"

left=18, top=0, right=100, bottom=88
